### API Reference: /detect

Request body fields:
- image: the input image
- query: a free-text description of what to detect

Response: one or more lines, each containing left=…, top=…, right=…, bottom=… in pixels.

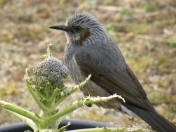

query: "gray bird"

left=50, top=12, right=176, bottom=132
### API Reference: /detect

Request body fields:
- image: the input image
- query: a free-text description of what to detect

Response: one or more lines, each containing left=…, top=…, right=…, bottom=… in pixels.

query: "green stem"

left=55, top=75, right=91, bottom=107
left=36, top=90, right=47, bottom=100
left=46, top=95, right=118, bottom=122
left=69, top=75, right=91, bottom=94
left=7, top=110, right=38, bottom=130
left=55, top=114, right=67, bottom=129
left=25, top=79, right=51, bottom=112
left=0, top=100, right=43, bottom=125
left=47, top=88, right=60, bottom=107
left=58, top=122, right=70, bottom=132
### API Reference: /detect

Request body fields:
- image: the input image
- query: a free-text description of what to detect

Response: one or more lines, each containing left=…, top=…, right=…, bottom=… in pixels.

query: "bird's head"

left=50, top=12, right=107, bottom=45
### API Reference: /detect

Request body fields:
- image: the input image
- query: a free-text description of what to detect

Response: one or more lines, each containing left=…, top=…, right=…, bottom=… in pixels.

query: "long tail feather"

left=124, top=104, right=176, bottom=132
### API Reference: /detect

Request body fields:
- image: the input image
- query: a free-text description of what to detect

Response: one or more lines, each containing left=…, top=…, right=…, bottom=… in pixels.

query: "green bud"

left=33, top=57, right=69, bottom=87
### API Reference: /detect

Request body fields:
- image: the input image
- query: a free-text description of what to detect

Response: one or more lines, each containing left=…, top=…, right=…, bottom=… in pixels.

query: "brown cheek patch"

left=80, top=29, right=90, bottom=42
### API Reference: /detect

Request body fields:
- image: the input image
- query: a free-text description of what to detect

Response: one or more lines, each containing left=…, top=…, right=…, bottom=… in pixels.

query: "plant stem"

left=0, top=100, right=43, bottom=125
left=47, top=88, right=60, bottom=107
left=7, top=110, right=38, bottom=130
left=55, top=75, right=91, bottom=107
left=46, top=95, right=119, bottom=122
left=25, top=79, right=51, bottom=112
left=69, top=75, right=91, bottom=94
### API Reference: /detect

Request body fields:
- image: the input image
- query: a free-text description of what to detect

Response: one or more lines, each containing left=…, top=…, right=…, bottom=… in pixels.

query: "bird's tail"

left=124, top=104, right=176, bottom=132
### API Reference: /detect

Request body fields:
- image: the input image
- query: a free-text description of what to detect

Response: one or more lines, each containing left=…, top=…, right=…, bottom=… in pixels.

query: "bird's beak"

left=49, top=25, right=68, bottom=32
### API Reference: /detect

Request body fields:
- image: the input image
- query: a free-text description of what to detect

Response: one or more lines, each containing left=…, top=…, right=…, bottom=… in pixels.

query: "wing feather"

left=74, top=45, right=155, bottom=111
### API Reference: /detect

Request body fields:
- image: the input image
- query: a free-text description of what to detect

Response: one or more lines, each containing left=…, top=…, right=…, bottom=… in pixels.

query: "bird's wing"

left=74, top=44, right=154, bottom=111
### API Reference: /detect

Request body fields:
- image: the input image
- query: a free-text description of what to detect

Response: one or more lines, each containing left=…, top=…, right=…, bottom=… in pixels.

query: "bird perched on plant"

left=50, top=12, right=176, bottom=132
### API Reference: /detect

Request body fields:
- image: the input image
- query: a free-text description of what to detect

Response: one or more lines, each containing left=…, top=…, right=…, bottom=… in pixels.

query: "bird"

left=50, top=12, right=176, bottom=132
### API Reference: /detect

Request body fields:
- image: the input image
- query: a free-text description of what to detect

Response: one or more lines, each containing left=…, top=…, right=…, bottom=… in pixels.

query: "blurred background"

left=0, top=0, right=176, bottom=129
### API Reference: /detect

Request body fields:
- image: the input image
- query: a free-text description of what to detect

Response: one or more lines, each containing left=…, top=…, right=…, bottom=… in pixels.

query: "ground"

left=0, top=0, right=176, bottom=129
